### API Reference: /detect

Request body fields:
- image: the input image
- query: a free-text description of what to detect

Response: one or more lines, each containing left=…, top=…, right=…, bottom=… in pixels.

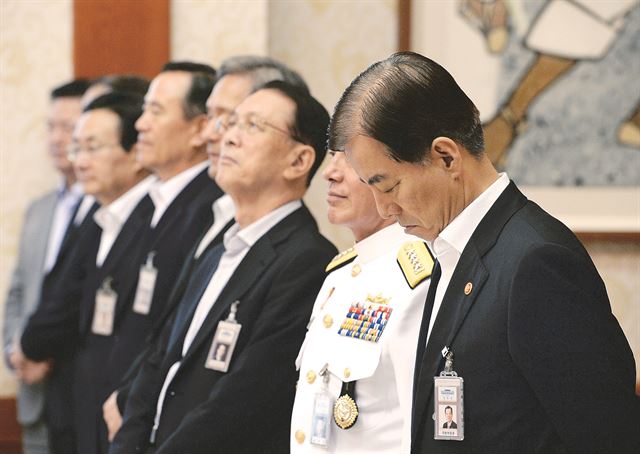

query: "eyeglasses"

left=222, top=113, right=303, bottom=143
left=66, top=143, right=119, bottom=162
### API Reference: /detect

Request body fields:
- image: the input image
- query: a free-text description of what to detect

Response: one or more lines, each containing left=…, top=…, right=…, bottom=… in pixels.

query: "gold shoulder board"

left=397, top=241, right=434, bottom=289
left=325, top=247, right=358, bottom=273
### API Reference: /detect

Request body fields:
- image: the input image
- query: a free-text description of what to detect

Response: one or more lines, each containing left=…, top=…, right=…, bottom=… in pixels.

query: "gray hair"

left=217, top=56, right=309, bottom=93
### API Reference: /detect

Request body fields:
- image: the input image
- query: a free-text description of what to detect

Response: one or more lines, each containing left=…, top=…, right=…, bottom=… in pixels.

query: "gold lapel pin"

left=464, top=282, right=473, bottom=295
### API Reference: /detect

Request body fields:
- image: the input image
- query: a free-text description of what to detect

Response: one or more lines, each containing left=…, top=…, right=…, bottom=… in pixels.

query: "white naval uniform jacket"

left=290, top=223, right=432, bottom=454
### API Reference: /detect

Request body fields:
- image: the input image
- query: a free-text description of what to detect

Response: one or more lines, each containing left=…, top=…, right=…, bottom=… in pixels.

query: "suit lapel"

left=178, top=206, right=312, bottom=365
left=412, top=182, right=528, bottom=442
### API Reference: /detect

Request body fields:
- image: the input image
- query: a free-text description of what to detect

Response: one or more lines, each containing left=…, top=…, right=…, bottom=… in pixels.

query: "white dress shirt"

left=194, top=195, right=235, bottom=259
left=93, top=176, right=155, bottom=267
left=148, top=161, right=209, bottom=228
left=152, top=200, right=302, bottom=436
left=43, top=182, right=83, bottom=272
left=74, top=194, right=96, bottom=226
left=426, top=173, right=510, bottom=343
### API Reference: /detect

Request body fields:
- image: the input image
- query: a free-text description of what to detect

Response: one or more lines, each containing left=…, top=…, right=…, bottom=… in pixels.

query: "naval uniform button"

left=306, top=370, right=316, bottom=384
left=323, top=314, right=333, bottom=328
left=343, top=367, right=351, bottom=379
left=351, top=264, right=361, bottom=277
left=295, top=429, right=305, bottom=444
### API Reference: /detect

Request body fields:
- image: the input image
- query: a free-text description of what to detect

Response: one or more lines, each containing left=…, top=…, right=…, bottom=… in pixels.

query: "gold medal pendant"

left=333, top=382, right=358, bottom=429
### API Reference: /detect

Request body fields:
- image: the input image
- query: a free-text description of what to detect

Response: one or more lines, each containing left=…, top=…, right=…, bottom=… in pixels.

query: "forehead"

left=74, top=109, right=120, bottom=140
left=146, top=71, right=191, bottom=103
left=235, top=88, right=295, bottom=123
left=207, top=74, right=253, bottom=112
left=49, top=97, right=82, bottom=118
left=344, top=134, right=396, bottom=182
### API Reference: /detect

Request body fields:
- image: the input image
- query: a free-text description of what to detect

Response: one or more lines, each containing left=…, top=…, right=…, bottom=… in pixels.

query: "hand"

left=8, top=345, right=27, bottom=373
left=103, top=391, right=123, bottom=441
left=18, top=359, right=52, bottom=385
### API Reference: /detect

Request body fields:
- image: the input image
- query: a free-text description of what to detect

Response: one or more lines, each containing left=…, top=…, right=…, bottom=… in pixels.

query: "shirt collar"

left=94, top=175, right=155, bottom=231
left=223, top=200, right=302, bottom=255
left=355, top=222, right=408, bottom=264
left=148, top=161, right=208, bottom=210
left=212, top=194, right=235, bottom=224
left=432, top=173, right=510, bottom=258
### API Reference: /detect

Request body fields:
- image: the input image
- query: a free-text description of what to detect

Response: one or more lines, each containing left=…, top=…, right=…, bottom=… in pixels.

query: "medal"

left=333, top=381, right=358, bottom=429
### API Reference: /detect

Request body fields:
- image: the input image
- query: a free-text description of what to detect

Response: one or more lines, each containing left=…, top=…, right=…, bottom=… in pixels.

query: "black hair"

left=329, top=51, right=484, bottom=162
left=92, top=74, right=150, bottom=97
left=84, top=91, right=144, bottom=151
left=51, top=79, right=91, bottom=99
left=161, top=61, right=217, bottom=119
left=260, top=80, right=329, bottom=186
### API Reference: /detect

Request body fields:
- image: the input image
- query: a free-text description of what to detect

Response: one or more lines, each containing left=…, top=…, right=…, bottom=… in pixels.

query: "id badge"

left=310, top=367, right=332, bottom=447
left=205, top=301, right=241, bottom=373
left=132, top=252, right=158, bottom=315
left=92, top=278, right=117, bottom=336
left=434, top=350, right=464, bottom=441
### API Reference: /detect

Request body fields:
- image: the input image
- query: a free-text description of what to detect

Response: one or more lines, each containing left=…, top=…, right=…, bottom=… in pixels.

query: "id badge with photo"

left=310, top=365, right=332, bottom=447
left=132, top=252, right=158, bottom=315
left=205, top=301, right=241, bottom=373
left=92, top=278, right=117, bottom=336
left=434, top=349, right=464, bottom=441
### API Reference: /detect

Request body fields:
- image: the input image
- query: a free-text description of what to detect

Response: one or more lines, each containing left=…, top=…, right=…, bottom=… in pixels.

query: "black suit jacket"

left=111, top=205, right=337, bottom=454
left=114, top=216, right=235, bottom=413
left=412, top=182, right=639, bottom=453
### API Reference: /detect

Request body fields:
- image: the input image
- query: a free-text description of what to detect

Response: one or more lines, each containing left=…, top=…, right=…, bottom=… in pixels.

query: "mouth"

left=219, top=155, right=237, bottom=166
left=326, top=192, right=347, bottom=204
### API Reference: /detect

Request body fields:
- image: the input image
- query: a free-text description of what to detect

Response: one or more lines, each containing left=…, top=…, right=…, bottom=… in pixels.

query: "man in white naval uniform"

left=291, top=151, right=433, bottom=453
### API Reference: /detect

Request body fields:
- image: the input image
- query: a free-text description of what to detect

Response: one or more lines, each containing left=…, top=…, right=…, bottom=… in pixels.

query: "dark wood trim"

left=0, top=397, right=21, bottom=454
left=576, top=231, right=640, bottom=242
left=73, top=0, right=170, bottom=79
left=398, top=0, right=412, bottom=51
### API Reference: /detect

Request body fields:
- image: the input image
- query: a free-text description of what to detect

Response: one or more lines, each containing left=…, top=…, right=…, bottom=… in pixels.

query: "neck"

left=352, top=217, right=394, bottom=242
left=63, top=171, right=77, bottom=189
left=233, top=191, right=300, bottom=229
left=461, top=157, right=500, bottom=211
left=96, top=174, right=146, bottom=206
left=156, top=152, right=206, bottom=182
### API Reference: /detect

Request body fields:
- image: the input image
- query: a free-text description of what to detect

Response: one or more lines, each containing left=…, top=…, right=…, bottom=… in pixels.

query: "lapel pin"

left=464, top=282, right=473, bottom=295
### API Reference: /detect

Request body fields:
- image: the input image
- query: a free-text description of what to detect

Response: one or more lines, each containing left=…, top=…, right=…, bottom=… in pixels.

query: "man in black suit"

left=21, top=91, right=153, bottom=454
left=442, top=406, right=457, bottom=429
left=111, top=81, right=336, bottom=454
left=102, top=56, right=311, bottom=440
left=328, top=51, right=639, bottom=453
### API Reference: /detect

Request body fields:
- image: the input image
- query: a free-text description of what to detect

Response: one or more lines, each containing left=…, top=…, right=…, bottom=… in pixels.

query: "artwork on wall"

left=410, top=0, right=640, bottom=233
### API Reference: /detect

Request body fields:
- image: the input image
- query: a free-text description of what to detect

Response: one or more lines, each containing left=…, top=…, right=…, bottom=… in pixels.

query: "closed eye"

left=383, top=182, right=399, bottom=194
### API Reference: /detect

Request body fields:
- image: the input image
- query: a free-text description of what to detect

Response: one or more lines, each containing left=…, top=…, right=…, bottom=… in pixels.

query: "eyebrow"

left=365, top=174, right=386, bottom=185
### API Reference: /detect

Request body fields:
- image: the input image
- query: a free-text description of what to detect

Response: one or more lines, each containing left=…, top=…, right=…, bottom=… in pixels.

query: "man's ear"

left=430, top=137, right=462, bottom=174
left=188, top=115, right=208, bottom=148
left=284, top=144, right=315, bottom=182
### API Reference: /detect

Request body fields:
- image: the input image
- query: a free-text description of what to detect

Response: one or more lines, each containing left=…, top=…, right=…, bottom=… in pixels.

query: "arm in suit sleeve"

left=110, top=314, right=175, bottom=453
left=155, top=247, right=332, bottom=454
left=19, top=238, right=88, bottom=361
left=508, top=243, right=640, bottom=453
left=2, top=206, right=32, bottom=366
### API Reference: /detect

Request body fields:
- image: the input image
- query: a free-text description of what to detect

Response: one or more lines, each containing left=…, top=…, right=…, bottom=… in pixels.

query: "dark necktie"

left=412, top=260, right=442, bottom=406
left=167, top=243, right=225, bottom=350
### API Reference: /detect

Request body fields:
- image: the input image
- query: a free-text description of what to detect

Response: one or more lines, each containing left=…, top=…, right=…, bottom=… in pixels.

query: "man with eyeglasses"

left=111, top=81, right=336, bottom=454
left=101, top=56, right=311, bottom=443
left=3, top=79, right=89, bottom=454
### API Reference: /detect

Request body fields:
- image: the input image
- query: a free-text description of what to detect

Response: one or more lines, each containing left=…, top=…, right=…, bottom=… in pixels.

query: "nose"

left=222, top=123, right=240, bottom=149
left=135, top=111, right=149, bottom=132
left=372, top=190, right=401, bottom=220
left=203, top=116, right=224, bottom=144
left=322, top=154, right=342, bottom=182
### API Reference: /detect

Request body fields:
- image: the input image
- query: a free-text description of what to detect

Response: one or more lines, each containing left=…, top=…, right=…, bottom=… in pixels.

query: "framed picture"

left=401, top=0, right=640, bottom=238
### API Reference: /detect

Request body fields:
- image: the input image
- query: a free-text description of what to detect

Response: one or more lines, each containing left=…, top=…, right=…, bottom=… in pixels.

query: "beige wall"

left=0, top=0, right=74, bottom=396
left=1, top=0, right=637, bottom=397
